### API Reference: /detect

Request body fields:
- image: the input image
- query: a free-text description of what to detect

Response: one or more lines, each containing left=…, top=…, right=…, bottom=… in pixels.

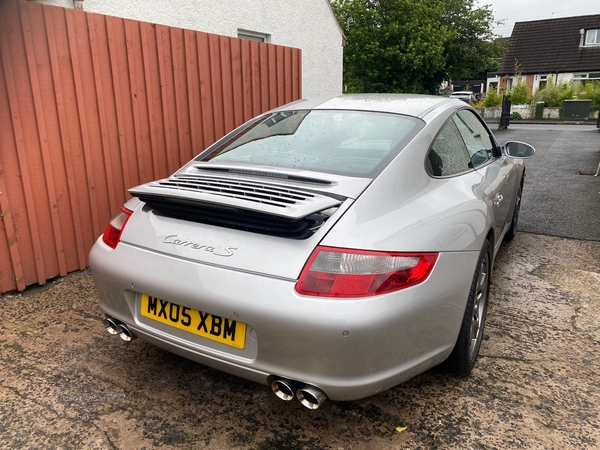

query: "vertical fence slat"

left=184, top=29, right=200, bottom=159
left=284, top=46, right=293, bottom=104
left=240, top=39, right=252, bottom=122
left=292, top=48, right=301, bottom=99
left=141, top=22, right=161, bottom=179
left=171, top=28, right=187, bottom=166
left=230, top=37, right=244, bottom=127
left=0, top=155, right=25, bottom=291
left=220, top=37, right=234, bottom=134
left=267, top=45, right=277, bottom=109
left=197, top=32, right=215, bottom=148
left=276, top=45, right=285, bottom=106
left=124, top=20, right=146, bottom=185
left=259, top=43, right=269, bottom=112
left=21, top=5, right=67, bottom=276
left=43, top=5, right=86, bottom=269
left=106, top=16, right=132, bottom=200
left=209, top=34, right=224, bottom=140
left=88, top=13, right=117, bottom=215
left=156, top=25, right=177, bottom=175
left=0, top=22, right=46, bottom=285
left=65, top=9, right=101, bottom=239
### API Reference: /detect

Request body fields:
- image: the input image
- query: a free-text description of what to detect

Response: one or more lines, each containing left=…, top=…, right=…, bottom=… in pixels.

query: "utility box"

left=535, top=102, right=544, bottom=119
left=563, top=99, right=592, bottom=120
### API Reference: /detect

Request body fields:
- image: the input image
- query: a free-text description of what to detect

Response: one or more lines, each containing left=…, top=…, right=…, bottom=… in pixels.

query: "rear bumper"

left=90, top=238, right=479, bottom=401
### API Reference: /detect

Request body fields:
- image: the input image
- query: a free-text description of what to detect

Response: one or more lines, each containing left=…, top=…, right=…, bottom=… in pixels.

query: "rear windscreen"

left=196, top=110, right=423, bottom=177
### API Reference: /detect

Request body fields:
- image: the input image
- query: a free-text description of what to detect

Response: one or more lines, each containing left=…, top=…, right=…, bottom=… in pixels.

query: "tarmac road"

left=493, top=124, right=600, bottom=241
left=0, top=125, right=599, bottom=450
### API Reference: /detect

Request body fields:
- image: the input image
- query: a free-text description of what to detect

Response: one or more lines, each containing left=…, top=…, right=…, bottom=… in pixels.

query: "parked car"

left=90, top=94, right=534, bottom=408
left=450, top=91, right=478, bottom=104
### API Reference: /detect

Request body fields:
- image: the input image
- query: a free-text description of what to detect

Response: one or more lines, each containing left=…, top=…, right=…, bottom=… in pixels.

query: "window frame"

left=584, top=29, right=600, bottom=46
left=237, top=29, right=270, bottom=43
left=425, top=108, right=500, bottom=178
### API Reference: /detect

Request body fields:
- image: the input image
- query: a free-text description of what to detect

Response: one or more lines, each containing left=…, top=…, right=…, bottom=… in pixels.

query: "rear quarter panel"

left=321, top=110, right=493, bottom=256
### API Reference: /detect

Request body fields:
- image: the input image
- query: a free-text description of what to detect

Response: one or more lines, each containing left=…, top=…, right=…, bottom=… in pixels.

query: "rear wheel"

left=504, top=184, right=522, bottom=241
left=445, top=240, right=492, bottom=375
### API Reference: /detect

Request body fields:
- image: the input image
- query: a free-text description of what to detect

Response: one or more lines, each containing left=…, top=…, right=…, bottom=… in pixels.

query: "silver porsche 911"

left=90, top=94, right=534, bottom=408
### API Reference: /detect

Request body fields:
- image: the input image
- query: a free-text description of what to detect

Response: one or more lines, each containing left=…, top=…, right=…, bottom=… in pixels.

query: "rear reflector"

left=296, top=246, right=438, bottom=297
left=102, top=207, right=133, bottom=249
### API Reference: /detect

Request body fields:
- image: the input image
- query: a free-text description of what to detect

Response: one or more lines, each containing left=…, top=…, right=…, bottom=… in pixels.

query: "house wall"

left=0, top=0, right=302, bottom=293
left=35, top=0, right=344, bottom=99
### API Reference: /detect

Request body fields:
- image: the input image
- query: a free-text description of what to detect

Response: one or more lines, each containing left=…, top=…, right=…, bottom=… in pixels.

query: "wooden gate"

left=0, top=0, right=302, bottom=293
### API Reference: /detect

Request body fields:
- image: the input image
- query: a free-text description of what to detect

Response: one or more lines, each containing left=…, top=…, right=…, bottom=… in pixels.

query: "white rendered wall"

left=36, top=0, right=344, bottom=99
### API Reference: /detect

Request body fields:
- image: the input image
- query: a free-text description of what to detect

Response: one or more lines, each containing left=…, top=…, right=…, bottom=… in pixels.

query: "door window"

left=453, top=110, right=496, bottom=165
left=426, top=119, right=471, bottom=177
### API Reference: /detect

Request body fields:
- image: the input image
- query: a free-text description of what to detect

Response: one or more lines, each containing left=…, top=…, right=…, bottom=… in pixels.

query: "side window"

left=427, top=119, right=471, bottom=177
left=453, top=110, right=495, bottom=161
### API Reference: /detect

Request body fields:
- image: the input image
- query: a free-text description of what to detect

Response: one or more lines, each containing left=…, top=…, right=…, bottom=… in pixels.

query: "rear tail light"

left=102, top=206, right=133, bottom=249
left=296, top=246, right=438, bottom=297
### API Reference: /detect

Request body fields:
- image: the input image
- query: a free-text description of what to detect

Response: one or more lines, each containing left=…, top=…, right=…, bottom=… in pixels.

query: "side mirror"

left=505, top=141, right=535, bottom=158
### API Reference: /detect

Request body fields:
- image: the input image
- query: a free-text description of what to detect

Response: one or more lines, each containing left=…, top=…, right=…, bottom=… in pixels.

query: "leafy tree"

left=441, top=0, right=504, bottom=81
left=331, top=0, right=503, bottom=94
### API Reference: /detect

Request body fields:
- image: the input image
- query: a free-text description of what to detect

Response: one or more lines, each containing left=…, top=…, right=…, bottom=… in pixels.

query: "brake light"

left=102, top=207, right=133, bottom=249
left=296, top=246, right=438, bottom=297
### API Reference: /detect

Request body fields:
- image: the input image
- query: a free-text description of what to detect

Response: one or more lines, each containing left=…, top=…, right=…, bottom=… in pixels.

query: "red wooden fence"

left=0, top=0, right=302, bottom=293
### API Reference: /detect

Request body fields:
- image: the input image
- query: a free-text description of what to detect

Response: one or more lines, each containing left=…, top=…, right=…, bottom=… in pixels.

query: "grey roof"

left=273, top=94, right=456, bottom=118
left=499, top=14, right=600, bottom=75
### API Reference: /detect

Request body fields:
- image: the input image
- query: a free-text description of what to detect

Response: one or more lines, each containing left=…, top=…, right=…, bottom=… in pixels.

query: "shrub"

left=510, top=111, right=522, bottom=120
left=573, top=80, right=600, bottom=110
left=482, top=89, right=502, bottom=107
left=531, top=79, right=573, bottom=107
left=509, top=81, right=529, bottom=104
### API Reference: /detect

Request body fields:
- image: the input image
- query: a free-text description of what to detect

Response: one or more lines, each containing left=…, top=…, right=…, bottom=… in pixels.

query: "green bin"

left=563, top=100, right=592, bottom=120
left=535, top=102, right=544, bottom=119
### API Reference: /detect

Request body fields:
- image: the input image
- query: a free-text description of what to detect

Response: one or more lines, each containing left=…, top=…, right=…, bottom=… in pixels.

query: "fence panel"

left=0, top=0, right=302, bottom=293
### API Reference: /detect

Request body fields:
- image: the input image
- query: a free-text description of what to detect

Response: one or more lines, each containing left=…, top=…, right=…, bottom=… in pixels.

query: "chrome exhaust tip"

left=103, top=317, right=120, bottom=335
left=296, top=385, right=327, bottom=409
left=116, top=323, right=135, bottom=342
left=271, top=378, right=297, bottom=401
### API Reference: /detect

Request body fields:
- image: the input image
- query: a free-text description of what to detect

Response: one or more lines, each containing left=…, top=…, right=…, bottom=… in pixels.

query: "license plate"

left=140, top=294, right=246, bottom=349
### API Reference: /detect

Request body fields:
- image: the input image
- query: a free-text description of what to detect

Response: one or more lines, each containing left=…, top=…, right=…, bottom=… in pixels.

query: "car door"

left=452, top=110, right=518, bottom=245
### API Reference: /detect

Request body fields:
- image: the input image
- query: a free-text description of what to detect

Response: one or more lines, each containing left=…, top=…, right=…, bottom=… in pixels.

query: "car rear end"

left=89, top=98, right=479, bottom=403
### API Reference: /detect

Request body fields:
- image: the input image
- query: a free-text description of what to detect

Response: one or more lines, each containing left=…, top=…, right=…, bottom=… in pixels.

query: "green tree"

left=332, top=0, right=451, bottom=93
left=331, top=0, right=503, bottom=94
left=441, top=0, right=505, bottom=81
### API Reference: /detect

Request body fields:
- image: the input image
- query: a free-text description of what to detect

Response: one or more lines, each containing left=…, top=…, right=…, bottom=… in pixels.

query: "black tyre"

left=504, top=184, right=522, bottom=242
left=445, top=239, right=492, bottom=375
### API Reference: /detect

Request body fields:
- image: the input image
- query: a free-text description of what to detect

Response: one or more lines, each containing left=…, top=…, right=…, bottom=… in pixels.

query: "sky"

left=479, top=0, right=600, bottom=37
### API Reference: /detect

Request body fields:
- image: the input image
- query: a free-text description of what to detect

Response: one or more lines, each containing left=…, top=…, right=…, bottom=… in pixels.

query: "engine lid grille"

left=128, top=174, right=343, bottom=239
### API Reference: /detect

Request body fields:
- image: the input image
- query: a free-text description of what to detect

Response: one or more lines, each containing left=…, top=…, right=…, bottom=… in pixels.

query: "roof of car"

left=272, top=93, right=455, bottom=118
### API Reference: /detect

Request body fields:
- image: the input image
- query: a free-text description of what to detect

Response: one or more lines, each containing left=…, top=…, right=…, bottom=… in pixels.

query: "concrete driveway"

left=1, top=125, right=599, bottom=450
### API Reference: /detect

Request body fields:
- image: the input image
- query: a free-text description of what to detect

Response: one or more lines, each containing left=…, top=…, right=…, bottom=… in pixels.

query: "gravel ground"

left=1, top=232, right=599, bottom=449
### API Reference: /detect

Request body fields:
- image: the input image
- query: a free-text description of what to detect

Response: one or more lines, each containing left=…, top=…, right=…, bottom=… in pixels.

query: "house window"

left=539, top=75, right=548, bottom=90
left=584, top=29, right=600, bottom=46
left=237, top=30, right=270, bottom=43
left=573, top=72, right=600, bottom=87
